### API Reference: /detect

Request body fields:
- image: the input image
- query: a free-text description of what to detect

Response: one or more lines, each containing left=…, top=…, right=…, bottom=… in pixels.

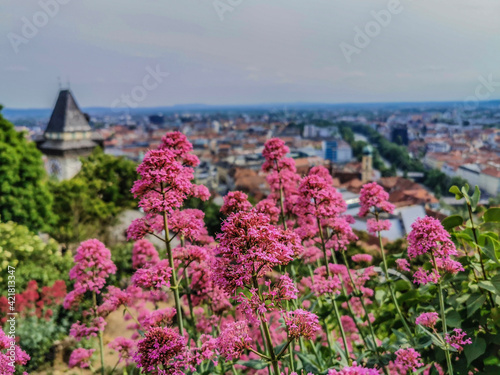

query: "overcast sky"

left=1, top=0, right=500, bottom=108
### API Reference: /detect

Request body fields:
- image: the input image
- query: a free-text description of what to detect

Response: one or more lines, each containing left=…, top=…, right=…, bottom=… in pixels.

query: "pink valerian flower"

left=174, top=245, right=208, bottom=267
left=415, top=312, right=439, bottom=329
left=63, top=289, right=83, bottom=310
left=358, top=182, right=395, bottom=217
left=255, top=199, right=281, bottom=223
left=327, top=362, right=380, bottom=375
left=140, top=308, right=177, bottom=328
left=133, top=326, right=186, bottom=375
left=159, top=131, right=198, bottom=165
left=396, top=259, right=411, bottom=272
left=109, top=337, right=135, bottom=365
left=69, top=348, right=95, bottom=369
left=297, top=174, right=347, bottom=221
left=262, top=138, right=289, bottom=170
left=191, top=334, right=219, bottom=366
left=220, top=191, right=253, bottom=216
left=132, top=259, right=172, bottom=289
left=395, top=348, right=424, bottom=373
left=132, top=147, right=209, bottom=215
left=445, top=328, right=472, bottom=353
left=407, top=216, right=458, bottom=259
left=127, top=213, right=164, bottom=241
left=69, top=317, right=106, bottom=341
left=300, top=243, right=323, bottom=264
left=67, top=239, right=117, bottom=296
left=309, top=165, right=334, bottom=185
left=236, top=289, right=266, bottom=324
left=98, top=286, right=132, bottom=316
left=325, top=216, right=358, bottom=252
left=367, top=218, right=391, bottom=235
left=435, top=257, right=465, bottom=275
left=276, top=273, right=299, bottom=300
left=132, top=239, right=160, bottom=269
left=213, top=211, right=302, bottom=294
left=217, top=321, right=253, bottom=361
left=413, top=268, right=440, bottom=285
left=284, top=309, right=321, bottom=340
left=351, top=254, right=373, bottom=264
left=169, top=209, right=206, bottom=241
left=266, top=158, right=301, bottom=194
left=306, top=263, right=348, bottom=297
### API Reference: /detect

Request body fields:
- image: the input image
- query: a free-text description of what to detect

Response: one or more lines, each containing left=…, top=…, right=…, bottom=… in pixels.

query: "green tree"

left=48, top=148, right=137, bottom=246
left=0, top=220, right=72, bottom=290
left=0, top=107, right=55, bottom=231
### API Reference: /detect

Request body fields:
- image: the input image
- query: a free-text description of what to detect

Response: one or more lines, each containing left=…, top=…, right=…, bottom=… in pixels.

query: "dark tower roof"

left=44, top=90, right=92, bottom=134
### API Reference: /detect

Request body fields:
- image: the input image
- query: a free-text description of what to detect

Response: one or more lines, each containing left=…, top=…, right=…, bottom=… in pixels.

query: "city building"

left=323, top=140, right=352, bottom=163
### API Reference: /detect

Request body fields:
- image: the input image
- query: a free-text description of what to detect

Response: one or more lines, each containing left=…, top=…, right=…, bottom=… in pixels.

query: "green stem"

left=252, top=276, right=280, bottom=375
left=376, top=215, right=413, bottom=341
left=466, top=204, right=494, bottom=306
left=93, top=292, right=105, bottom=375
left=340, top=252, right=383, bottom=362
left=316, top=216, right=351, bottom=363
left=437, top=281, right=454, bottom=375
left=162, top=206, right=184, bottom=335
left=275, top=160, right=287, bottom=231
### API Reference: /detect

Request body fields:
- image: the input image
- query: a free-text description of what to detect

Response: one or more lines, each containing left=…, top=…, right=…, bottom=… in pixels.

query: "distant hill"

left=3, top=100, right=500, bottom=122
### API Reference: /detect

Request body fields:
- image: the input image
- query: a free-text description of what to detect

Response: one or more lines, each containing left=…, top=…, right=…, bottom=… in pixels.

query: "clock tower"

left=38, top=90, right=103, bottom=180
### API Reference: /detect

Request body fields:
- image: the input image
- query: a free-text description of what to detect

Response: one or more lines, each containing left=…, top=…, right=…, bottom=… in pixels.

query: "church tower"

left=361, top=145, right=373, bottom=183
left=38, top=90, right=102, bottom=180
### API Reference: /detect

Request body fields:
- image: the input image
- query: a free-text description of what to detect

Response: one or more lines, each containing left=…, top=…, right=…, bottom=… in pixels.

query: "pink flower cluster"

left=69, top=348, right=95, bottom=369
left=109, top=337, right=135, bottom=365
left=415, top=312, right=439, bottom=328
left=284, top=309, right=321, bottom=340
left=395, top=347, right=424, bottom=373
left=132, top=239, right=159, bottom=269
left=133, top=326, right=186, bottom=374
left=327, top=362, right=380, bottom=375
left=217, top=321, right=253, bottom=361
left=407, top=216, right=464, bottom=285
left=213, top=211, right=302, bottom=294
left=132, top=259, right=172, bottom=289
left=358, top=182, right=395, bottom=217
left=64, top=239, right=117, bottom=309
left=220, top=191, right=253, bottom=216
left=445, top=328, right=472, bottom=353
left=130, top=131, right=209, bottom=216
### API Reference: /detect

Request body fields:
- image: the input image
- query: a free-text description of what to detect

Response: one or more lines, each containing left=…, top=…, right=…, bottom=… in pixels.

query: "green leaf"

left=237, top=360, right=267, bottom=370
left=394, top=279, right=411, bottom=292
left=484, top=208, right=500, bottom=223
left=446, top=310, right=461, bottom=328
left=479, top=235, right=500, bottom=265
left=464, top=337, right=486, bottom=366
left=441, top=215, right=463, bottom=231
left=467, top=293, right=486, bottom=317
left=491, top=274, right=500, bottom=294
left=461, top=184, right=471, bottom=204
left=471, top=185, right=481, bottom=210
left=478, top=281, right=497, bottom=294
left=449, top=185, right=463, bottom=200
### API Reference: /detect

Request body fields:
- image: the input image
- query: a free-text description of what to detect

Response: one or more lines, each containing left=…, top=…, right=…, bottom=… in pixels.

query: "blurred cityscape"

left=5, top=91, right=500, bottom=242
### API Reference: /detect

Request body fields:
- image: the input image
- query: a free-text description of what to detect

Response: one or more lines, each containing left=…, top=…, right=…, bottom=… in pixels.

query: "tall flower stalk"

left=359, top=182, right=413, bottom=340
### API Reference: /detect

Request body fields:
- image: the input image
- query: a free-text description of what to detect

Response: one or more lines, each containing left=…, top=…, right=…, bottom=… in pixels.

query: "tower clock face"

left=49, top=159, right=62, bottom=178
